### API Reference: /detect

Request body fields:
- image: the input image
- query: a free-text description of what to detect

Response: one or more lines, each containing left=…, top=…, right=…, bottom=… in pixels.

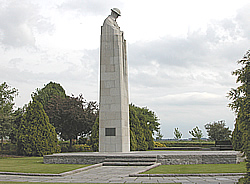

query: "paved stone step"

left=104, top=158, right=156, bottom=162
left=106, top=155, right=157, bottom=159
left=102, top=162, right=156, bottom=166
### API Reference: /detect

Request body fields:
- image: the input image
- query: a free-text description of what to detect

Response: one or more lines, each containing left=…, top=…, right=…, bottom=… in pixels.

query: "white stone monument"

left=99, top=8, right=130, bottom=152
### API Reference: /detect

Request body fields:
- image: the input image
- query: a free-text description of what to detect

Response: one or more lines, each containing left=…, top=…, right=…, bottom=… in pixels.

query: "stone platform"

left=43, top=151, right=242, bottom=165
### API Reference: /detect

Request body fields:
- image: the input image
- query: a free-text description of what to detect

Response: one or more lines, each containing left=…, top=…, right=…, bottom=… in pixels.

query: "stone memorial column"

left=99, top=8, right=130, bottom=152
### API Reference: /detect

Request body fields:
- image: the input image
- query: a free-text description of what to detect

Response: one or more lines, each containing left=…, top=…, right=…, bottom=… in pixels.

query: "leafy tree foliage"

left=228, top=50, right=250, bottom=113
left=155, top=131, right=163, bottom=141
left=132, top=105, right=160, bottom=135
left=189, top=126, right=203, bottom=140
left=129, top=105, right=148, bottom=151
left=17, top=100, right=60, bottom=156
left=130, top=130, right=137, bottom=151
left=32, top=81, right=66, bottom=109
left=90, top=117, right=99, bottom=152
left=46, top=94, right=98, bottom=147
left=129, top=104, right=156, bottom=151
left=9, top=106, right=26, bottom=144
left=231, top=121, right=243, bottom=151
left=0, top=82, right=18, bottom=148
left=228, top=50, right=250, bottom=180
left=174, top=127, right=182, bottom=140
left=204, top=120, right=232, bottom=141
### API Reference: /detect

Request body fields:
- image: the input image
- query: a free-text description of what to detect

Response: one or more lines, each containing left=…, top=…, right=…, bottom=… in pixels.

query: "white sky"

left=1, top=0, right=250, bottom=138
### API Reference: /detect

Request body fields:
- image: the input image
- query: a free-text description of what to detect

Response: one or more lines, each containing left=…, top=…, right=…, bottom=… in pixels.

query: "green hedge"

left=0, top=143, right=17, bottom=155
left=156, top=141, right=215, bottom=148
left=1, top=142, right=93, bottom=155
left=60, top=143, right=92, bottom=152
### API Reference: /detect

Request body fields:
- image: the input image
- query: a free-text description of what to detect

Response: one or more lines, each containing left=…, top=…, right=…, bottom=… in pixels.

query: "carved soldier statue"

left=103, top=8, right=121, bottom=29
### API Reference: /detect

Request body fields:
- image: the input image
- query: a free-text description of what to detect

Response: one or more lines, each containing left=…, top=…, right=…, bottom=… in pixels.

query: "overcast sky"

left=1, top=0, right=249, bottom=138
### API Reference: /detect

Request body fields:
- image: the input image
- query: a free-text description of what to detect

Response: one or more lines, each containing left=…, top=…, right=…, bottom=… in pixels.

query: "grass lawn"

left=0, top=183, right=179, bottom=184
left=0, top=183, right=86, bottom=184
left=0, top=183, right=103, bottom=184
left=143, top=162, right=247, bottom=174
left=0, top=157, right=90, bottom=174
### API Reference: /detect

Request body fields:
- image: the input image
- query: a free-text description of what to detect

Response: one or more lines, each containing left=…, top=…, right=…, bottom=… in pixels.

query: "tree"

left=0, top=82, right=18, bottom=149
left=174, top=128, right=182, bottom=140
left=32, top=81, right=66, bottom=110
left=17, top=100, right=60, bottom=156
left=228, top=49, right=250, bottom=180
left=189, top=126, right=203, bottom=141
left=9, top=106, right=26, bottom=144
left=90, top=117, right=99, bottom=152
left=231, top=120, right=243, bottom=151
left=155, top=131, right=163, bottom=141
left=129, top=105, right=147, bottom=151
left=46, top=94, right=98, bottom=148
left=132, top=105, right=160, bottom=135
left=129, top=104, right=154, bottom=150
left=204, top=120, right=232, bottom=141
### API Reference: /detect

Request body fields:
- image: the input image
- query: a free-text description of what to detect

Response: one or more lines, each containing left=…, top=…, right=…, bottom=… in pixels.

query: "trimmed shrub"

left=156, top=141, right=215, bottom=148
left=0, top=142, right=17, bottom=155
left=59, top=143, right=92, bottom=152
left=154, top=141, right=165, bottom=147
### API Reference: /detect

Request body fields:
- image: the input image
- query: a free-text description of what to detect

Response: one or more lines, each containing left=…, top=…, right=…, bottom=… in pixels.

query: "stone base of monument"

left=43, top=151, right=242, bottom=165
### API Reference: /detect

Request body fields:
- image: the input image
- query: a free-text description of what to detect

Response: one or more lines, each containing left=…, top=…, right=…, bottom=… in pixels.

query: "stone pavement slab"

left=0, top=165, right=245, bottom=183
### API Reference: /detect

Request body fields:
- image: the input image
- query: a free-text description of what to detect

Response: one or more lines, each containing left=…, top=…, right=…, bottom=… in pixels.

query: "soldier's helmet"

left=111, top=8, right=121, bottom=16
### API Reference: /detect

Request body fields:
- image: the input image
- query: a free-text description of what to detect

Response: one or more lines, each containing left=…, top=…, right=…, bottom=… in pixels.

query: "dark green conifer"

left=130, top=130, right=137, bottom=151
left=228, top=50, right=250, bottom=180
left=90, top=117, right=99, bottom=152
left=17, top=100, right=60, bottom=156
